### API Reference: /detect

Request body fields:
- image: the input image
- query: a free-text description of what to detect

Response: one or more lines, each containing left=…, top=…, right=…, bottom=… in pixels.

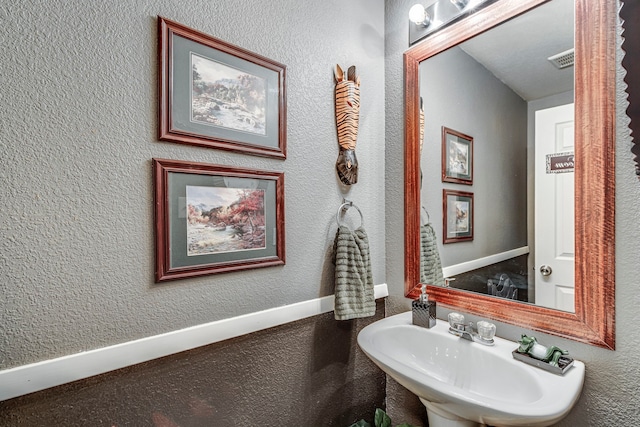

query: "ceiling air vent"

left=548, top=48, right=575, bottom=69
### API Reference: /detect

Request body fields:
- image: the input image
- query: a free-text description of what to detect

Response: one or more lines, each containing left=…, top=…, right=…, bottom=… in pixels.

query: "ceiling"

left=459, top=0, right=574, bottom=101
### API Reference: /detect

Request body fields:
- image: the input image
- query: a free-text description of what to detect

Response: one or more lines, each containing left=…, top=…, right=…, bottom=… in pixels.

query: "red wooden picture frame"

left=158, top=17, right=287, bottom=158
left=153, top=158, right=285, bottom=282
left=442, top=189, right=474, bottom=243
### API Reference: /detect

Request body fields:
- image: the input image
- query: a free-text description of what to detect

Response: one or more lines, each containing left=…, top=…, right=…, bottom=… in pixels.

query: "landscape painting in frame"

left=159, top=17, right=287, bottom=158
left=153, top=158, right=285, bottom=282
left=191, top=54, right=267, bottom=136
left=442, top=126, right=473, bottom=185
left=186, top=185, right=266, bottom=256
left=443, top=189, right=473, bottom=243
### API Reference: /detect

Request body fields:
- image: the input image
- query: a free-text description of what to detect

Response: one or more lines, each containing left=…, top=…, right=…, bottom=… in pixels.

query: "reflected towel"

left=420, top=223, right=444, bottom=287
left=333, top=225, right=375, bottom=320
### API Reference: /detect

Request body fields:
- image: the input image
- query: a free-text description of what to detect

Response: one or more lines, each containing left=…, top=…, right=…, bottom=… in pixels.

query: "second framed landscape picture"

left=443, top=189, right=473, bottom=244
left=153, top=158, right=285, bottom=282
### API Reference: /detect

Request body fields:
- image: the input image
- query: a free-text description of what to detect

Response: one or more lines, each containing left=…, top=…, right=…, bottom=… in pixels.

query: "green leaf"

left=348, top=420, right=371, bottom=427
left=374, top=408, right=392, bottom=427
left=395, top=424, right=416, bottom=427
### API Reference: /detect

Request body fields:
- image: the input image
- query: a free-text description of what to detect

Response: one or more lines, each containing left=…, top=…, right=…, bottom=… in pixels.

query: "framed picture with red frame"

left=442, top=126, right=473, bottom=185
left=443, top=189, right=473, bottom=243
left=153, top=158, right=285, bottom=282
left=158, top=17, right=287, bottom=158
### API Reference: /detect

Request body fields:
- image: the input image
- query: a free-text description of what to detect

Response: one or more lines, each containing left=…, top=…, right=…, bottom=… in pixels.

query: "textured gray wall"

left=384, top=0, right=416, bottom=313
left=0, top=0, right=386, bottom=369
left=420, top=46, right=528, bottom=267
left=2, top=0, right=640, bottom=425
left=385, top=0, right=640, bottom=425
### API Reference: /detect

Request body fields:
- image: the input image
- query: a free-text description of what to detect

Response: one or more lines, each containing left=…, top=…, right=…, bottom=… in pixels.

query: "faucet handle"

left=477, top=321, right=496, bottom=341
left=448, top=312, right=465, bottom=328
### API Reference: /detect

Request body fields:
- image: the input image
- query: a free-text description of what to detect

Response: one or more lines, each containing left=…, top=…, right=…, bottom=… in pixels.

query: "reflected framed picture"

left=442, top=126, right=473, bottom=184
left=443, top=189, right=473, bottom=243
left=158, top=17, right=287, bottom=158
left=153, top=158, right=285, bottom=282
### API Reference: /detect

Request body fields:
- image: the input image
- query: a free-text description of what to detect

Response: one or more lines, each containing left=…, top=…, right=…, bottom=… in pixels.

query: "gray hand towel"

left=420, top=223, right=445, bottom=287
left=333, top=225, right=375, bottom=320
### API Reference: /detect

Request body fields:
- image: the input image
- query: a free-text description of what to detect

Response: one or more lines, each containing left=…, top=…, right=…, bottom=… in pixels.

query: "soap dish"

left=512, top=350, right=574, bottom=375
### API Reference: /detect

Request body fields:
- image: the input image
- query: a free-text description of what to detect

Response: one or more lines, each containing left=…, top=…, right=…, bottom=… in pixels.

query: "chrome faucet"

left=447, top=314, right=495, bottom=346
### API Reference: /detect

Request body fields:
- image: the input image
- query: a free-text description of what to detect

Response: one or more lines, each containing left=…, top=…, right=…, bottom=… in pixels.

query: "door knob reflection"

left=540, top=265, right=553, bottom=276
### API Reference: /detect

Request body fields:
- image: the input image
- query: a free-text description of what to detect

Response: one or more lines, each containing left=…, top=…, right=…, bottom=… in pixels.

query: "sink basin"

left=357, top=312, right=585, bottom=427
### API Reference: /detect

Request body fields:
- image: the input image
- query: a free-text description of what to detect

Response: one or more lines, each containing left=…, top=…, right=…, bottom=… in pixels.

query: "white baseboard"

left=442, top=247, right=529, bottom=278
left=0, top=283, right=389, bottom=402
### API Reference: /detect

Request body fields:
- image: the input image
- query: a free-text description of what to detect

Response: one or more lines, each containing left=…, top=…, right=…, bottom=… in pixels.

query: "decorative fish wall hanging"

left=334, top=64, right=360, bottom=185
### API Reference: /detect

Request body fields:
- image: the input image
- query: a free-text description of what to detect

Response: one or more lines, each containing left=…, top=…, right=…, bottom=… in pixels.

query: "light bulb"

left=409, top=4, right=429, bottom=26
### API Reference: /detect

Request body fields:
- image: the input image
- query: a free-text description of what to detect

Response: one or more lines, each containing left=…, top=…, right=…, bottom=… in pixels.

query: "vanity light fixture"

left=450, top=0, right=469, bottom=10
left=408, top=0, right=496, bottom=45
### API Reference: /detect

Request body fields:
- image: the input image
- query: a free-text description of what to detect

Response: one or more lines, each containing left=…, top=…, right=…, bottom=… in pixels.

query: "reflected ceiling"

left=460, top=0, right=574, bottom=100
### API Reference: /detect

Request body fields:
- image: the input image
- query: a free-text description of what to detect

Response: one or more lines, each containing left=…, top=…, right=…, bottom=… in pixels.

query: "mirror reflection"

left=419, top=0, right=575, bottom=312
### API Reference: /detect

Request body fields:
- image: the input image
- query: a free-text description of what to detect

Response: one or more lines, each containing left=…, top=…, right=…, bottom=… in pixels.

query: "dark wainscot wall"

left=0, top=300, right=385, bottom=427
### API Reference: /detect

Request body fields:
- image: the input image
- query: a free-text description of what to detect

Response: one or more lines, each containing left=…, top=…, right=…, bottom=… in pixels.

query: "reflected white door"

left=534, top=103, right=575, bottom=311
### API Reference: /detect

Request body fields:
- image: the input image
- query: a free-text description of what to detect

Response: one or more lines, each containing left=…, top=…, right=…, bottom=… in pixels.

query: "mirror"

left=404, top=0, right=616, bottom=348
left=420, top=0, right=574, bottom=310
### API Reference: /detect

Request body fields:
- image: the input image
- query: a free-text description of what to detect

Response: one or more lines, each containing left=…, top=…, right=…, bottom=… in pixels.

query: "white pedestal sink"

left=357, top=312, right=585, bottom=427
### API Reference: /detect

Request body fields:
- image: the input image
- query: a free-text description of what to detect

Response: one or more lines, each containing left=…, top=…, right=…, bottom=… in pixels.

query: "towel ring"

left=336, top=200, right=364, bottom=228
